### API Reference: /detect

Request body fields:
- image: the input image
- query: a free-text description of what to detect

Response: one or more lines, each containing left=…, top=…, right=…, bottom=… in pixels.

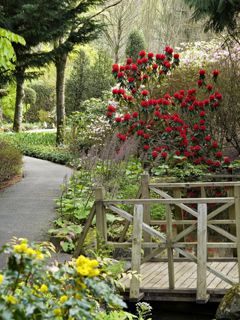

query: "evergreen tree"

left=184, top=0, right=240, bottom=32
left=0, top=0, right=71, bottom=132
left=125, top=30, right=146, bottom=62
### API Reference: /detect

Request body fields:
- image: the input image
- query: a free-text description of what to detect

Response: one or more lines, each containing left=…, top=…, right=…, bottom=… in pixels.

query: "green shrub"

left=0, top=239, right=130, bottom=320
left=125, top=30, right=146, bottom=62
left=0, top=132, right=72, bottom=165
left=0, top=139, right=22, bottom=183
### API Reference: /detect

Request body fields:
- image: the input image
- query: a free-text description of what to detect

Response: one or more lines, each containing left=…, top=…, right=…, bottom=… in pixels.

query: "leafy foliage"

left=0, top=139, right=22, bottom=183
left=0, top=132, right=72, bottom=165
left=0, top=239, right=130, bottom=319
left=0, top=28, right=25, bottom=72
left=65, top=49, right=114, bottom=114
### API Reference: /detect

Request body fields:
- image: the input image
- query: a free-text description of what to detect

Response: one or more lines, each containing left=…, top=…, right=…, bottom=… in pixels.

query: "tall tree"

left=0, top=0, right=70, bottom=132
left=99, top=0, right=139, bottom=63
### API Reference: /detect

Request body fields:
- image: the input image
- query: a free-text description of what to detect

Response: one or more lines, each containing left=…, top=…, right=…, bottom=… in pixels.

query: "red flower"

left=199, top=119, right=205, bottom=125
left=154, top=110, right=161, bottom=118
left=199, top=69, right=206, bottom=76
left=165, top=46, right=173, bottom=54
left=152, top=63, right=158, bottom=70
left=131, top=64, right=138, bottom=71
left=107, top=105, right=116, bottom=112
left=197, top=79, right=203, bottom=87
left=115, top=117, right=122, bottom=123
left=224, top=157, right=230, bottom=164
left=199, top=111, right=206, bottom=117
left=143, top=133, right=150, bottom=139
left=139, top=50, right=146, bottom=57
left=137, top=130, right=144, bottom=136
left=148, top=52, right=154, bottom=58
left=128, top=77, right=135, bottom=83
left=106, top=111, right=113, bottom=117
left=174, top=53, right=179, bottom=59
left=126, top=57, right=132, bottom=64
left=141, top=90, right=149, bottom=96
left=118, top=88, right=125, bottom=94
left=131, top=88, right=137, bottom=94
left=161, top=151, right=168, bottom=158
left=119, top=66, right=125, bottom=71
left=141, top=100, right=149, bottom=108
left=193, top=124, right=199, bottom=131
left=143, top=144, right=150, bottom=151
left=156, top=53, right=166, bottom=60
left=212, top=69, right=220, bottom=77
left=175, top=150, right=181, bottom=156
left=204, top=135, right=211, bottom=141
left=215, top=92, right=222, bottom=100
left=117, top=72, right=124, bottom=78
left=200, top=125, right=206, bottom=131
left=212, top=141, right=218, bottom=148
left=112, top=64, right=119, bottom=72
left=152, top=151, right=158, bottom=158
left=207, top=84, right=213, bottom=91
left=142, top=57, right=148, bottom=64
left=112, top=88, right=118, bottom=94
left=165, top=126, right=172, bottom=133
left=215, top=151, right=223, bottom=158
left=117, top=133, right=127, bottom=141
left=163, top=60, right=171, bottom=68
left=214, top=161, right=221, bottom=167
left=132, top=112, right=138, bottom=118
left=123, top=113, right=131, bottom=121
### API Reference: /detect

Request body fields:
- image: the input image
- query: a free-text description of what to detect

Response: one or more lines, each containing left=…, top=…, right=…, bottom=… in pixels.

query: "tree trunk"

left=55, top=53, right=67, bottom=145
left=13, top=71, right=25, bottom=132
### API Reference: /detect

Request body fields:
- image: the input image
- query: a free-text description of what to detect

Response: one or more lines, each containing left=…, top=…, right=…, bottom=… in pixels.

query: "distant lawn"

left=0, top=132, right=73, bottom=165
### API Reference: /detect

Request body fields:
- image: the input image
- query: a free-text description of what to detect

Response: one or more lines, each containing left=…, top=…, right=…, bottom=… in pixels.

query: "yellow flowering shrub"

left=0, top=238, right=128, bottom=320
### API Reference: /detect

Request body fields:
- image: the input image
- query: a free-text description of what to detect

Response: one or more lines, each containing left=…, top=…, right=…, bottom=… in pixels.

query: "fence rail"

left=74, top=173, right=240, bottom=303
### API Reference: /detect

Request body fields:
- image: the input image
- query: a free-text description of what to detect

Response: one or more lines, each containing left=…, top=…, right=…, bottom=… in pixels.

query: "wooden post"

left=197, top=203, right=209, bottom=303
left=141, top=173, right=151, bottom=255
left=95, top=186, right=107, bottom=249
left=130, top=204, right=143, bottom=300
left=234, top=186, right=240, bottom=280
left=166, top=204, right=175, bottom=289
left=228, top=186, right=236, bottom=257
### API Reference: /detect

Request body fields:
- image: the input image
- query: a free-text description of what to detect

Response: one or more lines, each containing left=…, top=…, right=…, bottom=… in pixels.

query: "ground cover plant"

left=0, top=139, right=22, bottom=184
left=0, top=132, right=72, bottom=165
left=0, top=238, right=134, bottom=320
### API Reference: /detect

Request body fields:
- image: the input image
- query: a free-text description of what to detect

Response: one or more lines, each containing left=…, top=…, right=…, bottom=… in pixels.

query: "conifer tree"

left=125, top=30, right=146, bottom=62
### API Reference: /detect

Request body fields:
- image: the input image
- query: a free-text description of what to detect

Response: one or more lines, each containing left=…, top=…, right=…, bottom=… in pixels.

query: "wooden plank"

left=207, top=262, right=233, bottom=288
left=107, top=242, right=159, bottom=249
left=208, top=219, right=236, bottom=224
left=206, top=264, right=236, bottom=285
left=149, top=182, right=240, bottom=188
left=150, top=187, right=198, bottom=218
left=208, top=225, right=236, bottom=242
left=73, top=204, right=96, bottom=257
left=207, top=201, right=235, bottom=220
left=130, top=205, right=143, bottom=300
left=175, top=262, right=196, bottom=288
left=227, top=187, right=236, bottom=242
left=234, top=185, right=240, bottom=280
left=150, top=219, right=196, bottom=225
left=197, top=204, right=209, bottom=302
left=95, top=187, right=107, bottom=248
left=216, top=262, right=236, bottom=289
left=166, top=205, right=174, bottom=289
left=104, top=198, right=234, bottom=205
left=141, top=263, right=169, bottom=287
left=206, top=262, right=221, bottom=288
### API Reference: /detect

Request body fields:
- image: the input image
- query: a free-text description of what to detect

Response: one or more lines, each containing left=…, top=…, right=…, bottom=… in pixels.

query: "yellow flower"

left=59, top=295, right=68, bottom=304
left=6, top=295, right=18, bottom=304
left=26, top=248, right=37, bottom=256
left=0, top=274, right=4, bottom=285
left=53, top=308, right=62, bottom=316
left=75, top=255, right=100, bottom=277
left=13, top=242, right=28, bottom=254
left=35, top=250, right=44, bottom=260
left=39, top=284, right=48, bottom=293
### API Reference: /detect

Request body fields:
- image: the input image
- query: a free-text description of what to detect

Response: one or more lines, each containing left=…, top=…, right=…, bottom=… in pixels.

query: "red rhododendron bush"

left=106, top=47, right=230, bottom=170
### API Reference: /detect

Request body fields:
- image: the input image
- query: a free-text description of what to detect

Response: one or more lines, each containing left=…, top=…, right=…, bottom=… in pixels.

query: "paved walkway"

left=0, top=156, right=72, bottom=267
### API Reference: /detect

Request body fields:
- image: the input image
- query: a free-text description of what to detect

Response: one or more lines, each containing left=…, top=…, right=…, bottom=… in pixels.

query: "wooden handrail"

left=149, top=181, right=240, bottom=188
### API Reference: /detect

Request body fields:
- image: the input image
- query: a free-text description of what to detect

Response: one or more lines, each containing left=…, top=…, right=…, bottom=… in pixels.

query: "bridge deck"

left=121, top=261, right=238, bottom=302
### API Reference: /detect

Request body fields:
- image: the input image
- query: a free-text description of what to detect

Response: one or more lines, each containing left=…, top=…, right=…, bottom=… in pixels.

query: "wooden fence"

left=74, top=174, right=240, bottom=302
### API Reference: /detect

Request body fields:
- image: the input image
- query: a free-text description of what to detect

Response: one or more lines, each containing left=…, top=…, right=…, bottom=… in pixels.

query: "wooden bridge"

left=74, top=174, right=240, bottom=303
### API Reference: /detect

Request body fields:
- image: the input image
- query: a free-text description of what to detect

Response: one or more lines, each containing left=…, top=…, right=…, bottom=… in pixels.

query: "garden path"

left=0, top=156, right=72, bottom=267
